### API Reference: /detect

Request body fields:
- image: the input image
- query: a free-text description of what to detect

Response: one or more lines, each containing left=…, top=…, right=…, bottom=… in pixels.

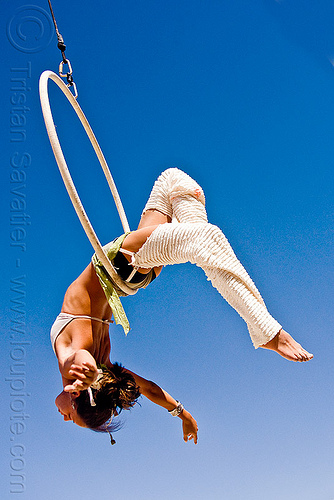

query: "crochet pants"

left=133, top=168, right=281, bottom=348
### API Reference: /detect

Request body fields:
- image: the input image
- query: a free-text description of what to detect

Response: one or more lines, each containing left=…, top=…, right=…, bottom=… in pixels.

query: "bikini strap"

left=119, top=248, right=134, bottom=257
left=64, top=313, right=113, bottom=325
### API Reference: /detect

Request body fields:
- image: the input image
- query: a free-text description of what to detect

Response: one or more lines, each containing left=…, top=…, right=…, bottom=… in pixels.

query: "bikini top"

left=50, top=312, right=112, bottom=355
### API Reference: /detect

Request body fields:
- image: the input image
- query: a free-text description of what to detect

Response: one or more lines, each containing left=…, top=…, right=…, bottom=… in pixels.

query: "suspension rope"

left=47, top=0, right=77, bottom=97
left=47, top=0, right=66, bottom=60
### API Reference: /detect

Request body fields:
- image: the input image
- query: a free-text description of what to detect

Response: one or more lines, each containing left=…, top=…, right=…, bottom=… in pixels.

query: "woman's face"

left=55, top=391, right=87, bottom=428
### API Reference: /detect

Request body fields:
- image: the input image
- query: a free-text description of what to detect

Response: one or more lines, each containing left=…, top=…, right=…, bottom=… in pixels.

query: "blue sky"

left=1, top=1, right=333, bottom=499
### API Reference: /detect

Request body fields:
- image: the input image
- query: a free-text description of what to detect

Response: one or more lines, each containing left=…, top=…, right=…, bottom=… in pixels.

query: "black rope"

left=47, top=0, right=77, bottom=96
left=47, top=0, right=67, bottom=64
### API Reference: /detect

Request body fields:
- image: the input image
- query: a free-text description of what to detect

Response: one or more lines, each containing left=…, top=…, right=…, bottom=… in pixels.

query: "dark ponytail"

left=74, top=363, right=140, bottom=433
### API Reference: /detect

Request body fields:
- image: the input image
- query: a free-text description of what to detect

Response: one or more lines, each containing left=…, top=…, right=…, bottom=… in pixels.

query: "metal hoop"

left=39, top=70, right=136, bottom=296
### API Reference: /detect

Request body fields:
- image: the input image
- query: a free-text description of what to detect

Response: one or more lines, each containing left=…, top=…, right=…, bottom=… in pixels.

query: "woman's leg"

left=122, top=167, right=206, bottom=272
left=140, top=167, right=208, bottom=224
left=132, top=220, right=281, bottom=346
left=127, top=169, right=313, bottom=361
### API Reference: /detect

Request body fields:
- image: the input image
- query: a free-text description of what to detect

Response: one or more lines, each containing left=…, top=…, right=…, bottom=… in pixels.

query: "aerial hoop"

left=39, top=70, right=137, bottom=296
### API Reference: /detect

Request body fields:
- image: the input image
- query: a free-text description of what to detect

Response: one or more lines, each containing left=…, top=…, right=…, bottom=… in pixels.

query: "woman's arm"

left=126, top=369, right=198, bottom=444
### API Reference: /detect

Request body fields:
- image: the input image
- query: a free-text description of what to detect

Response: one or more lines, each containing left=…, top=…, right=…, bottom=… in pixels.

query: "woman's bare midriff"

left=56, top=263, right=113, bottom=365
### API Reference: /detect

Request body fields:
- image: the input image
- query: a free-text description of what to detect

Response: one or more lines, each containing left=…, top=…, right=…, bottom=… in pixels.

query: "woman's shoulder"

left=55, top=319, right=95, bottom=363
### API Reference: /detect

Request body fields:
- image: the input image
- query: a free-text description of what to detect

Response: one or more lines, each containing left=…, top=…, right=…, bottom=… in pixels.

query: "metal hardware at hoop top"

left=59, top=59, right=78, bottom=99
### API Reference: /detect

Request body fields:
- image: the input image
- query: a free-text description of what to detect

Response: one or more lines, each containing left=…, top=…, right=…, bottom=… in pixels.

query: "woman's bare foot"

left=261, top=329, right=313, bottom=362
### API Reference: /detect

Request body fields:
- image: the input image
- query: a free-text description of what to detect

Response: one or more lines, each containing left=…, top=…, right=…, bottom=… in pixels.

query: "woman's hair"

left=74, top=363, right=140, bottom=437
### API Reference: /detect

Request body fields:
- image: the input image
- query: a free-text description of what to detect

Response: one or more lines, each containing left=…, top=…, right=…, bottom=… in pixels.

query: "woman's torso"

left=54, top=262, right=112, bottom=365
left=53, top=230, right=162, bottom=366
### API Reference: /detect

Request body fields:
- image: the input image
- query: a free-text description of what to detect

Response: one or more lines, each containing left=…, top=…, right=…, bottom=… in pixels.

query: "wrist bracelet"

left=168, top=401, right=184, bottom=417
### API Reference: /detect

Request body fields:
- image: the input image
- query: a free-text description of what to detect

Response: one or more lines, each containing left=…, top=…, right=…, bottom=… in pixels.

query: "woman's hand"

left=179, top=410, right=198, bottom=444
left=125, top=368, right=198, bottom=444
left=64, top=361, right=99, bottom=392
left=61, top=350, right=98, bottom=393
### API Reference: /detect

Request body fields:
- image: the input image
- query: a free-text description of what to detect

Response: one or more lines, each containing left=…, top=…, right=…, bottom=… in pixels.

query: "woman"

left=52, top=168, right=313, bottom=444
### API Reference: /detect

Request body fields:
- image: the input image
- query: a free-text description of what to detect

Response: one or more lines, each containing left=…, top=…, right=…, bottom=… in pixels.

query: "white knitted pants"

left=134, top=168, right=281, bottom=348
